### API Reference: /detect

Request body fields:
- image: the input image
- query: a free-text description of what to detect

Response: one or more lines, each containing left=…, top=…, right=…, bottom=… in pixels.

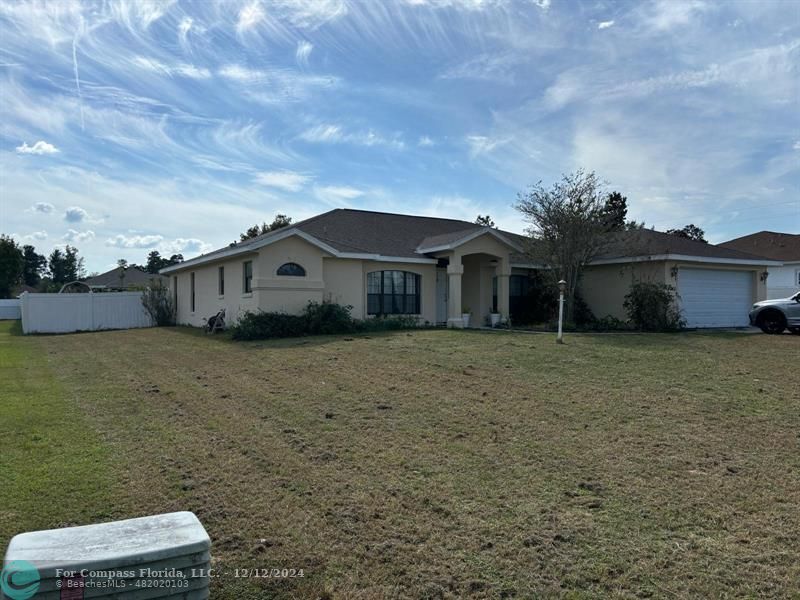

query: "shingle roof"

left=596, top=228, right=774, bottom=262
left=163, top=209, right=778, bottom=273
left=86, top=266, right=168, bottom=288
left=295, top=209, right=494, bottom=258
left=719, top=231, right=800, bottom=262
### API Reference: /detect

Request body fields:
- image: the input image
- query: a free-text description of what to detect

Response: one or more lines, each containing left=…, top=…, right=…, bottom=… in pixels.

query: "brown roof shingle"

left=719, top=231, right=800, bottom=262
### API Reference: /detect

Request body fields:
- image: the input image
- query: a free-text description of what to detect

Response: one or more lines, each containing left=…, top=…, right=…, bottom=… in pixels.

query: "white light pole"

left=556, top=279, right=566, bottom=344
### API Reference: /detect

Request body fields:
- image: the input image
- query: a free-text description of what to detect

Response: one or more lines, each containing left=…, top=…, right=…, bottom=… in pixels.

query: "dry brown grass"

left=4, top=324, right=800, bottom=598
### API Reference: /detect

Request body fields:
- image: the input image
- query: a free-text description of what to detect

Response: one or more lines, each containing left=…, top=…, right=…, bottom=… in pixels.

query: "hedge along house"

left=162, top=209, right=778, bottom=330
left=161, top=209, right=526, bottom=328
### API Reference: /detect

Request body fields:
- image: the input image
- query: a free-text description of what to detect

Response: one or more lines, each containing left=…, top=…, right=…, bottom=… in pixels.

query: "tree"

left=22, top=245, right=47, bottom=287
left=117, top=259, right=129, bottom=269
left=240, top=214, right=293, bottom=241
left=475, top=214, right=496, bottom=228
left=49, top=245, right=84, bottom=285
left=165, top=254, right=183, bottom=267
left=145, top=251, right=162, bottom=274
left=666, top=224, right=707, bottom=243
left=0, top=235, right=24, bottom=298
left=515, top=170, right=608, bottom=322
left=600, top=191, right=628, bottom=231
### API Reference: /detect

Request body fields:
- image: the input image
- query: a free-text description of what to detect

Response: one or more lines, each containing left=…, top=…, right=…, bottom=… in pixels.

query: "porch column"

left=447, top=259, right=464, bottom=328
left=496, top=258, right=510, bottom=324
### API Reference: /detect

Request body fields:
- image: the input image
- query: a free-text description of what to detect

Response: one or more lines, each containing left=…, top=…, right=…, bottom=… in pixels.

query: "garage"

left=678, top=268, right=753, bottom=328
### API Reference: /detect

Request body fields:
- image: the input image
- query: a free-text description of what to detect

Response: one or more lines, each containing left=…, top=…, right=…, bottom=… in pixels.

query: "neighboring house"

left=85, top=266, right=168, bottom=291
left=161, top=209, right=778, bottom=329
left=719, top=232, right=800, bottom=300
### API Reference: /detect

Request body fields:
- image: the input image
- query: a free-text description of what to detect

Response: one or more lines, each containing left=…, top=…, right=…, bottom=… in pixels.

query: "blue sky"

left=1, top=0, right=798, bottom=273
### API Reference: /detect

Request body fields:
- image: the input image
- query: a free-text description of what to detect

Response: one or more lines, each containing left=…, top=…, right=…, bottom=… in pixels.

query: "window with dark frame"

left=367, top=270, right=420, bottom=315
left=218, top=266, right=225, bottom=296
left=243, top=261, right=253, bottom=294
left=190, top=272, right=196, bottom=313
left=173, top=276, right=178, bottom=311
left=277, top=262, right=306, bottom=276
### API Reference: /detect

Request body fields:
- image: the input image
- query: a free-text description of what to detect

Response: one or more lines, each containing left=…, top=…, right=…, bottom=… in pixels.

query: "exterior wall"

left=255, top=237, right=326, bottom=313
left=323, top=258, right=364, bottom=316
left=580, top=262, right=667, bottom=320
left=171, top=238, right=438, bottom=325
left=172, top=253, right=259, bottom=326
left=766, top=262, right=800, bottom=299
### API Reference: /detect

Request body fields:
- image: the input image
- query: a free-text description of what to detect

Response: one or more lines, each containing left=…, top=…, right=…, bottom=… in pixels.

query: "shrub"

left=230, top=301, right=421, bottom=341
left=231, top=311, right=307, bottom=340
left=141, top=281, right=176, bottom=326
left=304, top=301, right=358, bottom=335
left=623, top=281, right=685, bottom=331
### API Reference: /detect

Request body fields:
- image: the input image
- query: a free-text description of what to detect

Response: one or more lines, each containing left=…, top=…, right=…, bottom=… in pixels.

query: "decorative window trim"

left=367, top=270, right=421, bottom=315
left=277, top=262, right=306, bottom=277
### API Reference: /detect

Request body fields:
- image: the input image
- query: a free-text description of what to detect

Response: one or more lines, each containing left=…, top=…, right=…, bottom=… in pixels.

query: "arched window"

left=367, top=271, right=420, bottom=315
left=276, top=262, right=306, bottom=277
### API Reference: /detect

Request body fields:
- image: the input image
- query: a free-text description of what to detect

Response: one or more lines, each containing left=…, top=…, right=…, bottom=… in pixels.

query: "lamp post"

left=556, top=279, right=566, bottom=344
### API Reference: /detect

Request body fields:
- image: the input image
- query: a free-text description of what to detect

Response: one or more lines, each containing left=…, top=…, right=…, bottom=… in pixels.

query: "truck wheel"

left=758, top=310, right=786, bottom=334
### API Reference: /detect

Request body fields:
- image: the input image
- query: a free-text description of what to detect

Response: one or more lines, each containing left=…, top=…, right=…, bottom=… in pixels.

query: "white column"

left=447, top=260, right=464, bottom=328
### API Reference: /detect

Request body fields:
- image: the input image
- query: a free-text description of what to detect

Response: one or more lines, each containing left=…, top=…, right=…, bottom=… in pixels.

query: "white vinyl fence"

left=20, top=292, right=154, bottom=334
left=0, top=299, right=21, bottom=320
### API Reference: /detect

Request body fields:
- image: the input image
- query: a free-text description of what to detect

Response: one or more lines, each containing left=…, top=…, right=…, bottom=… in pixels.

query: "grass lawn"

left=1, top=321, right=798, bottom=598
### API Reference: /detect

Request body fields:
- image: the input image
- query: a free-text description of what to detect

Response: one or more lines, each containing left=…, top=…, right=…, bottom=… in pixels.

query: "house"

left=161, top=209, right=778, bottom=329
left=85, top=266, right=168, bottom=291
left=719, top=232, right=800, bottom=300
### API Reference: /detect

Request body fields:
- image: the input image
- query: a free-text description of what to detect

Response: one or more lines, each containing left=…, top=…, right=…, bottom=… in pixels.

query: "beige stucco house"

left=161, top=209, right=778, bottom=329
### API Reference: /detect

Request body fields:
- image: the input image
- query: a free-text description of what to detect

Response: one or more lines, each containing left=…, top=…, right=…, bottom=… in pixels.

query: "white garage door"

left=678, top=268, right=753, bottom=328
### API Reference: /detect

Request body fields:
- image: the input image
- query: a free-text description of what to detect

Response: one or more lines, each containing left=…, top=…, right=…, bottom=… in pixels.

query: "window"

left=243, top=261, right=253, bottom=294
left=173, top=276, right=178, bottom=310
left=218, top=266, right=225, bottom=296
left=796, top=269, right=800, bottom=286
left=367, top=270, right=420, bottom=315
left=277, top=262, right=306, bottom=277
left=190, top=272, right=196, bottom=312
left=493, top=274, right=530, bottom=313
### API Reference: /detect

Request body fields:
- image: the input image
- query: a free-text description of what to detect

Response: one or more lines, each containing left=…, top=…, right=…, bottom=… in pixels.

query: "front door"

left=436, top=268, right=448, bottom=325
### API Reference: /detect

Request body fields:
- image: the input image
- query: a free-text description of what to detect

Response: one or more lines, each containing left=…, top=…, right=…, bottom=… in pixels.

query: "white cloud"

left=299, top=124, right=404, bottom=149
left=33, top=202, right=55, bottom=213
left=254, top=170, right=312, bottom=192
left=299, top=123, right=343, bottom=143
left=26, top=231, right=48, bottom=241
left=598, top=20, right=615, bottom=29
left=313, top=185, right=364, bottom=205
left=132, top=56, right=211, bottom=79
left=64, top=206, right=88, bottom=222
left=465, top=135, right=508, bottom=157
left=793, top=141, right=800, bottom=150
left=418, top=136, right=435, bottom=147
left=106, top=234, right=164, bottom=249
left=16, top=140, right=59, bottom=155
left=237, top=1, right=265, bottom=33
left=644, top=0, right=708, bottom=31
left=296, top=41, right=313, bottom=67
left=161, top=238, right=212, bottom=255
left=62, top=229, right=95, bottom=243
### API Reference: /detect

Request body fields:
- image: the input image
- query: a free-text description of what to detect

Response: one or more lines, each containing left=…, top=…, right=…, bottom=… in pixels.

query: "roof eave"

left=416, top=228, right=523, bottom=255
left=589, top=254, right=783, bottom=267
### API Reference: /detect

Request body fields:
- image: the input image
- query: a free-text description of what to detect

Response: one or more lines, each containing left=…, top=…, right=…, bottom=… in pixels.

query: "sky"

left=1, top=0, right=798, bottom=274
